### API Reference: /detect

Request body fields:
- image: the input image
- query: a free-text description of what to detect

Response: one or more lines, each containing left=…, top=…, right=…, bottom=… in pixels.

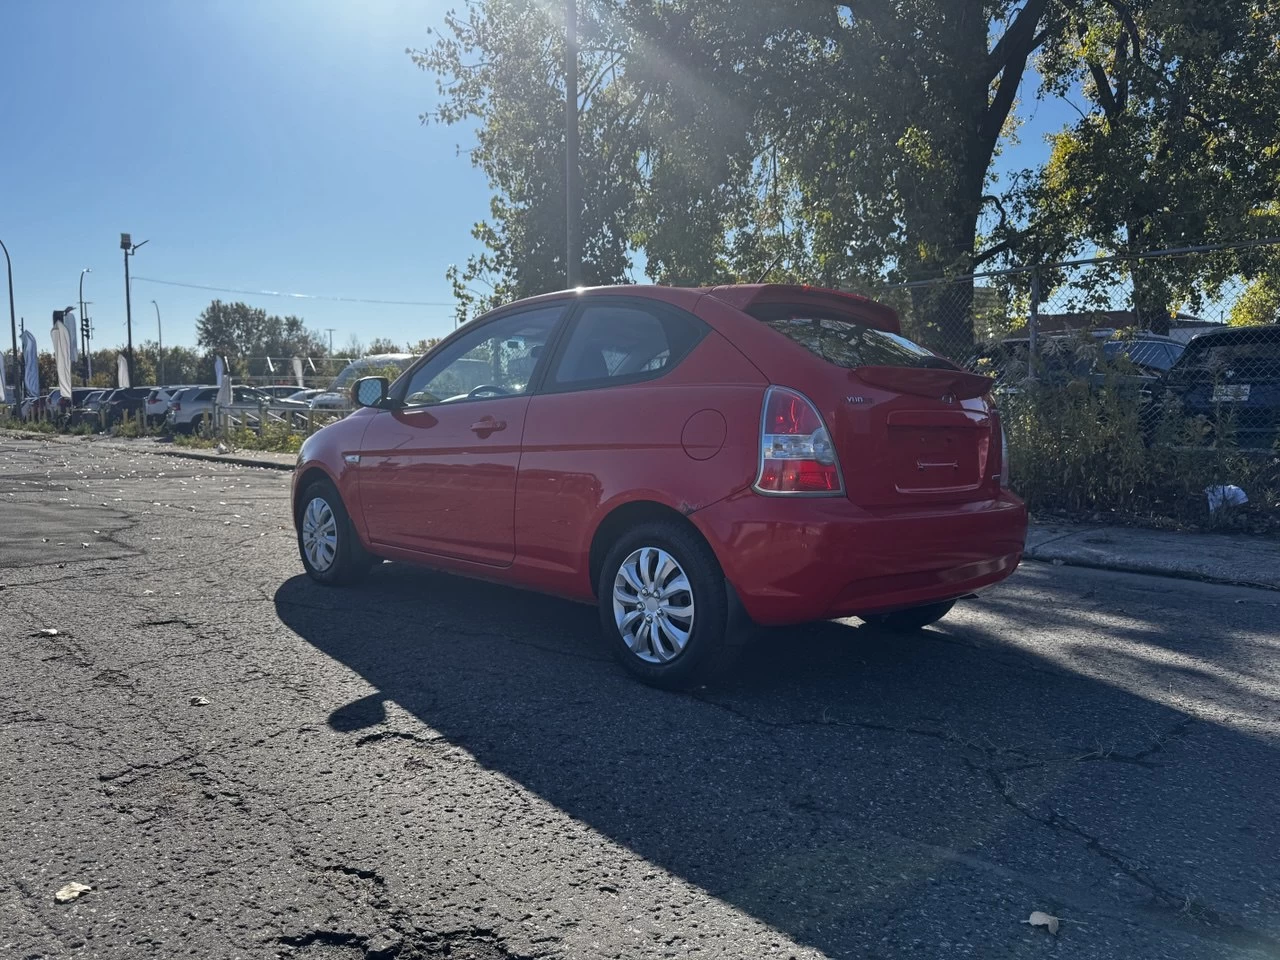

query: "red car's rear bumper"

left=692, top=489, right=1027, bottom=626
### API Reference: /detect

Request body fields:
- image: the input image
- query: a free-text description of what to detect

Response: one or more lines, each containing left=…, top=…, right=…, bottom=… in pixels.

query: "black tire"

left=862, top=599, right=956, bottom=633
left=597, top=521, right=739, bottom=689
left=296, top=480, right=375, bottom=586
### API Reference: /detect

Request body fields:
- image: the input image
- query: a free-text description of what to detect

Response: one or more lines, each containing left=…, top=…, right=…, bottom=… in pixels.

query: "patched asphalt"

left=2, top=436, right=1278, bottom=959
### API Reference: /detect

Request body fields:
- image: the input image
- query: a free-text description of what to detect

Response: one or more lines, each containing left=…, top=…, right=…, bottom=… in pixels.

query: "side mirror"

left=352, top=376, right=390, bottom=409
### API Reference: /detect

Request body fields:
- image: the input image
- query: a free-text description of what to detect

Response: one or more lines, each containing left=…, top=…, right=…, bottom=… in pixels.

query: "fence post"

left=1027, top=267, right=1041, bottom=382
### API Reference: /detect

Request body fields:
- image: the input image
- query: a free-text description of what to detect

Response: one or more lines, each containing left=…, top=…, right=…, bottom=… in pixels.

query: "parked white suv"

left=146, top=385, right=202, bottom=423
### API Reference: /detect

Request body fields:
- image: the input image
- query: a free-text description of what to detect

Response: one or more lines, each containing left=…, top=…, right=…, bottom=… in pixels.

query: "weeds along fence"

left=862, top=240, right=1280, bottom=525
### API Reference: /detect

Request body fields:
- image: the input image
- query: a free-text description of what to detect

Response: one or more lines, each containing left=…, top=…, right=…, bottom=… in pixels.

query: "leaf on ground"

left=54, top=882, right=92, bottom=903
left=1025, top=911, right=1060, bottom=935
left=36, top=628, right=60, bottom=637
left=190, top=696, right=211, bottom=706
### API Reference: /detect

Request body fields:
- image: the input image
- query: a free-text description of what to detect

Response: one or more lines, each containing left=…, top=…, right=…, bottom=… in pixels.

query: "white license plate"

left=1212, top=384, right=1251, bottom=402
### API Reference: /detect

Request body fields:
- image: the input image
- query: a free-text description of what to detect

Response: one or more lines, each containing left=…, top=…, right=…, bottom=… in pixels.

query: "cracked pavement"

left=2, top=436, right=1279, bottom=959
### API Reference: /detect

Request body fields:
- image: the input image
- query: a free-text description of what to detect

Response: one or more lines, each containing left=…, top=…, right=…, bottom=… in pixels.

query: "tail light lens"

left=991, top=411, right=1009, bottom=488
left=755, top=386, right=843, bottom=495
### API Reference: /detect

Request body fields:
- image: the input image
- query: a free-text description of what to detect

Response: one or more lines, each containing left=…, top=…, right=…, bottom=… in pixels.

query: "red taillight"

left=754, top=386, right=843, bottom=495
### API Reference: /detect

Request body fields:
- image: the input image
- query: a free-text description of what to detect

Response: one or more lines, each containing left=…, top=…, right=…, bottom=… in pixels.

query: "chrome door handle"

left=470, top=418, right=506, bottom=434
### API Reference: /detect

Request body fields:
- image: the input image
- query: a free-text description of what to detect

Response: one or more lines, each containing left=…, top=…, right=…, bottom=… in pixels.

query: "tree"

left=417, top=1, right=1280, bottom=346
left=1230, top=276, right=1280, bottom=327
left=367, top=337, right=403, bottom=354
left=415, top=1, right=1063, bottom=343
left=195, top=301, right=329, bottom=375
left=138, top=340, right=204, bottom=385
left=1023, top=0, right=1280, bottom=332
left=407, top=337, right=442, bottom=354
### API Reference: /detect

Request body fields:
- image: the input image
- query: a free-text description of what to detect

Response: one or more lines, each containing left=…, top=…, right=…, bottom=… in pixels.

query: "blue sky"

left=1, top=1, right=1077, bottom=353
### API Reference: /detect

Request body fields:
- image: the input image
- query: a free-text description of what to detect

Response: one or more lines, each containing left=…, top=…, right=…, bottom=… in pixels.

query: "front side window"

left=551, top=301, right=705, bottom=387
left=400, top=306, right=562, bottom=406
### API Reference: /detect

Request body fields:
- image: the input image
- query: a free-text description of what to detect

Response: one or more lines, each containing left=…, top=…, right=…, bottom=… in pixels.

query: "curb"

left=1023, top=552, right=1280, bottom=592
left=140, top=447, right=296, bottom=472
left=0, top=428, right=296, bottom=472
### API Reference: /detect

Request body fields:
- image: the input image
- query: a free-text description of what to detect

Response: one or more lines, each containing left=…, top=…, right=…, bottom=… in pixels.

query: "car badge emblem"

left=940, top=393, right=956, bottom=404
left=845, top=395, right=869, bottom=404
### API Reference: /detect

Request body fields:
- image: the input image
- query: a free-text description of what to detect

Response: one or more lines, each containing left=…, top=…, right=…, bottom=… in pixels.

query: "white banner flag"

left=22, top=330, right=39, bottom=399
left=62, top=309, right=78, bottom=366
left=214, top=355, right=225, bottom=387
left=51, top=318, right=73, bottom=403
left=117, top=353, right=130, bottom=388
left=292, top=356, right=304, bottom=387
left=0, top=351, right=9, bottom=403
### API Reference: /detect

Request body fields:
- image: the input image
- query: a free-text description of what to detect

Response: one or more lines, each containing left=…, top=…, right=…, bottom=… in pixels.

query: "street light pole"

left=564, top=0, right=582, bottom=288
left=79, top=267, right=92, bottom=382
left=1, top=238, right=19, bottom=409
left=120, top=233, right=148, bottom=385
left=151, top=300, right=164, bottom=384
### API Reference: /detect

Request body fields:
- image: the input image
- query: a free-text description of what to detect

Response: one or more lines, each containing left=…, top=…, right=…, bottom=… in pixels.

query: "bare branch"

left=986, top=0, right=1052, bottom=84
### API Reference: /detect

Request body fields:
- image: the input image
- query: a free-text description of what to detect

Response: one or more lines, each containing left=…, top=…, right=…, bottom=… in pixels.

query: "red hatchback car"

left=292, top=285, right=1027, bottom=686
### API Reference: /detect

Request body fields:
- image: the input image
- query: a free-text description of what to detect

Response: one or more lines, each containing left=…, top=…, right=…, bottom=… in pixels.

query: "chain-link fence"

left=861, top=241, right=1280, bottom=526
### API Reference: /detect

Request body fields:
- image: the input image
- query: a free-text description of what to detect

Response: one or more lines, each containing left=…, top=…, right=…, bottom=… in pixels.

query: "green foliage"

left=1230, top=276, right=1280, bottom=327
left=367, top=337, right=404, bottom=354
left=173, top=420, right=304, bottom=455
left=416, top=1, right=1280, bottom=343
left=1023, top=0, right=1280, bottom=331
left=414, top=2, right=1074, bottom=340
left=196, top=300, right=329, bottom=377
left=1003, top=353, right=1280, bottom=527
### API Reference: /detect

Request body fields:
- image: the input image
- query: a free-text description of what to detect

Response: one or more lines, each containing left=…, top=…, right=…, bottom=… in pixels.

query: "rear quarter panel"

left=514, top=330, right=768, bottom=598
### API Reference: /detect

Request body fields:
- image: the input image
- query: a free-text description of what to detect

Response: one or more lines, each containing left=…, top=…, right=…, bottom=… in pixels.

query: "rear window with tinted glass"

left=748, top=306, right=954, bottom=370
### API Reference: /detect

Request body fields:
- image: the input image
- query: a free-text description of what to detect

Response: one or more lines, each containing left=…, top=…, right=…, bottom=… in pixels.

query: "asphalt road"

left=2, top=436, right=1278, bottom=960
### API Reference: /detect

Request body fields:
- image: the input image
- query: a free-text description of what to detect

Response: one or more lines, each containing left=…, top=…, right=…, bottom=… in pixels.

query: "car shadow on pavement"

left=274, top=563, right=1280, bottom=958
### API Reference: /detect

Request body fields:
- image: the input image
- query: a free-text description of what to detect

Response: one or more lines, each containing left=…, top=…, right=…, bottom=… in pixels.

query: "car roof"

left=470, top=283, right=900, bottom=334
left=1184, top=324, right=1280, bottom=347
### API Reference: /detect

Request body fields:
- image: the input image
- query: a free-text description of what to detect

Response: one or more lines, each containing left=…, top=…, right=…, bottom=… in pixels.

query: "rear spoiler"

left=707, top=284, right=900, bottom=334
left=854, top=366, right=993, bottom=401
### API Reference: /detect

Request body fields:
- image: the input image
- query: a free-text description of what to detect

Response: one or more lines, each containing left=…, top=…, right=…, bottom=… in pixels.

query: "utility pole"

left=121, top=233, right=148, bottom=385
left=1, top=238, right=19, bottom=409
left=79, top=267, right=92, bottom=382
left=325, top=328, right=335, bottom=354
left=152, top=300, right=164, bottom=384
left=564, top=0, right=582, bottom=288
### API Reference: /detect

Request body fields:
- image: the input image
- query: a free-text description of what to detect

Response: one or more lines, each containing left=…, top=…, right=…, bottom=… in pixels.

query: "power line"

left=130, top=275, right=458, bottom=308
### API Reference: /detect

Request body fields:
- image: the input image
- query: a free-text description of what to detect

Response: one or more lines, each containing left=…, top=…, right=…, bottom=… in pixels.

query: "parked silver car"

left=166, top=384, right=309, bottom=433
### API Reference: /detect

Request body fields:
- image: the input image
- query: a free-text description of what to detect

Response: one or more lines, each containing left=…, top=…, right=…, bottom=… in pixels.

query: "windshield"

left=751, top=309, right=953, bottom=370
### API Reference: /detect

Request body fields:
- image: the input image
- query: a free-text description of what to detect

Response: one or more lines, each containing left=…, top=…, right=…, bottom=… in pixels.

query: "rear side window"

left=551, top=301, right=706, bottom=387
left=749, top=306, right=953, bottom=370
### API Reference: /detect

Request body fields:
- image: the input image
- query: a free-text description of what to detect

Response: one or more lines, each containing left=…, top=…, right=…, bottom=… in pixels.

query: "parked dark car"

left=977, top=330, right=1184, bottom=393
left=1163, top=324, right=1280, bottom=449
left=101, top=387, right=154, bottom=426
left=69, top=390, right=109, bottom=427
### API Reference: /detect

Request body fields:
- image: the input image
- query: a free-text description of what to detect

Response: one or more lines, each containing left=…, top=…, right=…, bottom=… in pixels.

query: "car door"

left=357, top=304, right=565, bottom=566
left=516, top=297, right=717, bottom=580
